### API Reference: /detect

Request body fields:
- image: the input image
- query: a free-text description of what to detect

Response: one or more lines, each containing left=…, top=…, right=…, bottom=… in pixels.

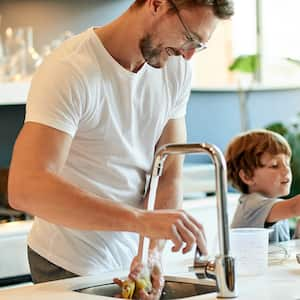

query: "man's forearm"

left=9, top=169, right=141, bottom=232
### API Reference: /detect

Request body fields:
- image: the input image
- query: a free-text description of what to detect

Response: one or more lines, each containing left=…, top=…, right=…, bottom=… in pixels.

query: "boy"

left=225, top=129, right=300, bottom=242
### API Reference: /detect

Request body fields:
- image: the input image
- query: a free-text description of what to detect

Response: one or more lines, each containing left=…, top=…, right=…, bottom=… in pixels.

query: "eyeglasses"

left=168, top=0, right=207, bottom=52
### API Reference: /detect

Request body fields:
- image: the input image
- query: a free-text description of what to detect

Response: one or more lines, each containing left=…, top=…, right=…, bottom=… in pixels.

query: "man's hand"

left=130, top=254, right=164, bottom=300
left=114, top=253, right=164, bottom=300
left=140, top=209, right=207, bottom=255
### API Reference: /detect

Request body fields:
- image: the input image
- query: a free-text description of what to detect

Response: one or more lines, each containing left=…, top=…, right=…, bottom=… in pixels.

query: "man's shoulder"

left=30, top=30, right=99, bottom=97
left=44, top=28, right=101, bottom=76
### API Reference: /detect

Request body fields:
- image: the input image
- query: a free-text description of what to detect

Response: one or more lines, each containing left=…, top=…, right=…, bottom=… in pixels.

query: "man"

left=8, top=0, right=233, bottom=296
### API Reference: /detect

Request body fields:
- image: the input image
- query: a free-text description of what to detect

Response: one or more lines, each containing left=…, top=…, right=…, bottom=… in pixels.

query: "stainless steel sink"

left=75, top=275, right=217, bottom=299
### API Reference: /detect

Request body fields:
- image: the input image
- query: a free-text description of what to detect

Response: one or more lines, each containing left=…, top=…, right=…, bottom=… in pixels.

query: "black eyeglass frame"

left=168, top=0, right=208, bottom=52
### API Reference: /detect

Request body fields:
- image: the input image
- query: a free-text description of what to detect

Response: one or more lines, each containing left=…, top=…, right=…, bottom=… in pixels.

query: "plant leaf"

left=229, top=54, right=259, bottom=73
left=286, top=57, right=300, bottom=67
left=265, top=122, right=289, bottom=136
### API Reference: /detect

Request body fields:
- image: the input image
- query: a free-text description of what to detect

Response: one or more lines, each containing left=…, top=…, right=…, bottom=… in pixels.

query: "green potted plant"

left=229, top=54, right=260, bottom=75
left=228, top=54, right=260, bottom=131
left=266, top=114, right=300, bottom=197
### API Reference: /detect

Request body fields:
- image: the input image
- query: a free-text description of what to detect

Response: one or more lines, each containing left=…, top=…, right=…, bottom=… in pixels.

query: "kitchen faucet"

left=149, top=143, right=237, bottom=298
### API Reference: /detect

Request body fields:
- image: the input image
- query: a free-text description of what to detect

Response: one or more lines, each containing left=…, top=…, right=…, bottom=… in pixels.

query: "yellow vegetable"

left=119, top=274, right=152, bottom=299
left=121, top=279, right=136, bottom=299
left=135, top=276, right=152, bottom=293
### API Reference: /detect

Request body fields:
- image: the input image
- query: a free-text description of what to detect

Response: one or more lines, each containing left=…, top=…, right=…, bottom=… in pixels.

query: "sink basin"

left=75, top=275, right=217, bottom=299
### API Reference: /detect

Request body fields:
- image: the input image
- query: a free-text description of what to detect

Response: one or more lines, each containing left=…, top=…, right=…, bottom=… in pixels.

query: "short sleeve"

left=231, top=193, right=277, bottom=228
left=25, top=59, right=86, bottom=138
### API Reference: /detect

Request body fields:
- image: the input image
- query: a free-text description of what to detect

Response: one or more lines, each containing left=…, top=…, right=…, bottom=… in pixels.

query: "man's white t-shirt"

left=26, top=28, right=192, bottom=275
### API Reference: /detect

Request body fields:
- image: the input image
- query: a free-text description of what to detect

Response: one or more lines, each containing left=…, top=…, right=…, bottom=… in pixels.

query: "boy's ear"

left=239, top=169, right=255, bottom=186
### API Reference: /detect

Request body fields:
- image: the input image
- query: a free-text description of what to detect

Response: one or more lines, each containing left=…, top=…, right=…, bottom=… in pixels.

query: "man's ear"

left=148, top=0, right=166, bottom=14
left=239, top=169, right=255, bottom=186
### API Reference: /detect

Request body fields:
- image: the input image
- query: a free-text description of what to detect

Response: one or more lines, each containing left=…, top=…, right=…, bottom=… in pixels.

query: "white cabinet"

left=0, top=82, right=30, bottom=105
left=0, top=221, right=33, bottom=279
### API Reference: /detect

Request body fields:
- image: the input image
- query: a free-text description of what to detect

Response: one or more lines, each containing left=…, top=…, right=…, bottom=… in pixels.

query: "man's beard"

left=139, top=34, right=165, bottom=68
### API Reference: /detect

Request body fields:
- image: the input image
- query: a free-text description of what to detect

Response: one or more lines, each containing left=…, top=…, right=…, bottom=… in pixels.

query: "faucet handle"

left=194, top=246, right=211, bottom=267
left=189, top=246, right=216, bottom=280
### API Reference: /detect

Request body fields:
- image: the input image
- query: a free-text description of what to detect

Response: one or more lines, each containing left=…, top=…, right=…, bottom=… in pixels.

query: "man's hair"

left=133, top=0, right=234, bottom=19
left=225, top=129, right=292, bottom=194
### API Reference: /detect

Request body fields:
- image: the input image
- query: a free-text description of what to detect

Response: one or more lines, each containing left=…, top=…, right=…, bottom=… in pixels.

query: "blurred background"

left=0, top=0, right=300, bottom=289
left=0, top=0, right=300, bottom=185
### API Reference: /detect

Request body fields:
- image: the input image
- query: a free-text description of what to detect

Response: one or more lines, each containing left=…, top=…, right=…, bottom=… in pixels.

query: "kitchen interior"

left=0, top=0, right=300, bottom=299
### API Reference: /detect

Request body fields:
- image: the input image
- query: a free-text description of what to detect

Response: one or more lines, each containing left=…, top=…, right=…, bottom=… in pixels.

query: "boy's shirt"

left=231, top=193, right=290, bottom=243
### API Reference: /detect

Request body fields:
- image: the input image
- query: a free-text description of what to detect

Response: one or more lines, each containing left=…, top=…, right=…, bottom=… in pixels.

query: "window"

left=191, top=0, right=300, bottom=88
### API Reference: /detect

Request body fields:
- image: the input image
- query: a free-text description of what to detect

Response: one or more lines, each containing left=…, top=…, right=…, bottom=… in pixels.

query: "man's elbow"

left=8, top=172, right=31, bottom=212
left=8, top=185, right=24, bottom=212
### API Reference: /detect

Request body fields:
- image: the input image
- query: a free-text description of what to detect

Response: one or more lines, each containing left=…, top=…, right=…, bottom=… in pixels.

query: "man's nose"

left=180, top=48, right=196, bottom=60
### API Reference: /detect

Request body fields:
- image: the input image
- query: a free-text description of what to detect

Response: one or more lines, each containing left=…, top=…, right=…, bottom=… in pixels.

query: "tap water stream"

left=141, top=175, right=159, bottom=265
left=147, top=175, right=159, bottom=210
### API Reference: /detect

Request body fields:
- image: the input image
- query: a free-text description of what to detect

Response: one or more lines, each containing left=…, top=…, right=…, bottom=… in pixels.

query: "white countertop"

left=0, top=220, right=33, bottom=278
left=0, top=194, right=299, bottom=300
left=0, top=220, right=33, bottom=238
left=0, top=239, right=299, bottom=300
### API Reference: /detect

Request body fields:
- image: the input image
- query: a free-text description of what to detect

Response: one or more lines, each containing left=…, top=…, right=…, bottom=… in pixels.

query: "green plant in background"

left=266, top=114, right=300, bottom=197
left=228, top=54, right=260, bottom=131
left=229, top=54, right=260, bottom=74
left=286, top=57, right=300, bottom=68
left=266, top=114, right=300, bottom=233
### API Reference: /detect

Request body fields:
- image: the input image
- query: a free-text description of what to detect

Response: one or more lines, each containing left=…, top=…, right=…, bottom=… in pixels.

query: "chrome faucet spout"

left=149, top=143, right=237, bottom=298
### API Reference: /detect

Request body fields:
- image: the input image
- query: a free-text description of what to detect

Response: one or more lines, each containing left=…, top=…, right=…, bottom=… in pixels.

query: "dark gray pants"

left=27, top=247, right=78, bottom=283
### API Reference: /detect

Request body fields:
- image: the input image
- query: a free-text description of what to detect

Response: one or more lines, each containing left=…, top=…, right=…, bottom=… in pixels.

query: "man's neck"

left=94, top=8, right=147, bottom=73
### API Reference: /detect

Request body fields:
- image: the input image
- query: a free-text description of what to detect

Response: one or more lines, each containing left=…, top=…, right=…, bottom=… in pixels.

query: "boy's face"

left=247, top=152, right=292, bottom=198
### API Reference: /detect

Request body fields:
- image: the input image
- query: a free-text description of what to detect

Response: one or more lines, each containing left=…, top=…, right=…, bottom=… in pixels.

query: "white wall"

left=0, top=0, right=132, bottom=52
